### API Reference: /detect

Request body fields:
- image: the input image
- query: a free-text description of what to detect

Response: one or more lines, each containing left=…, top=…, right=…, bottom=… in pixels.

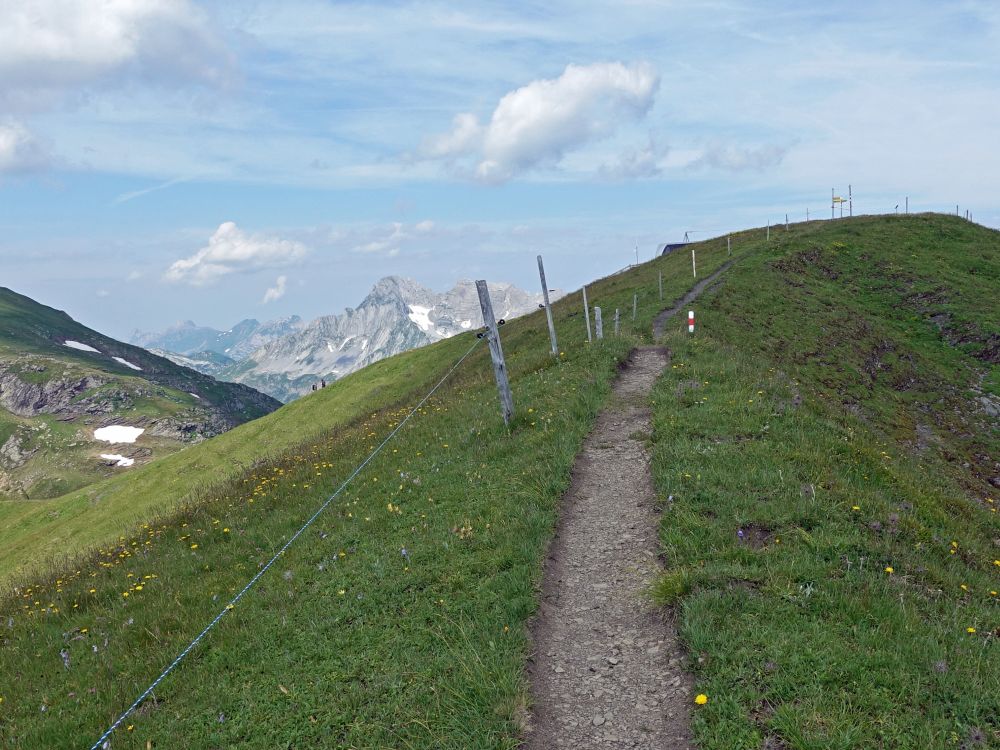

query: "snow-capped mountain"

left=221, top=276, right=552, bottom=402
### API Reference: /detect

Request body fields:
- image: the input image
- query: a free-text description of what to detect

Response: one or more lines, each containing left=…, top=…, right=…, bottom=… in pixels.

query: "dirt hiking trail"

left=524, top=269, right=731, bottom=748
left=524, top=347, right=691, bottom=748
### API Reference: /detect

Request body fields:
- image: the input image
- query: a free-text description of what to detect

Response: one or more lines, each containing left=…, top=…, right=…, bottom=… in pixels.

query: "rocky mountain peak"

left=360, top=276, right=434, bottom=309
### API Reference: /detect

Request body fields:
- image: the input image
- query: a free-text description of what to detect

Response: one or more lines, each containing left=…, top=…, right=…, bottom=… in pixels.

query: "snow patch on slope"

left=94, top=426, right=145, bottom=444
left=112, top=356, right=142, bottom=371
left=408, top=305, right=434, bottom=332
left=100, top=453, right=135, bottom=467
left=64, top=340, right=100, bottom=353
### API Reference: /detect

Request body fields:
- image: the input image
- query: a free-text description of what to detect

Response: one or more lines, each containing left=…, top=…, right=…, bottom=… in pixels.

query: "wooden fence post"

left=658, top=271, right=663, bottom=301
left=691, top=247, right=697, bottom=278
left=537, top=255, right=558, bottom=357
left=476, top=280, right=514, bottom=427
left=594, top=306, right=603, bottom=339
left=632, top=293, right=637, bottom=321
left=727, top=235, right=731, bottom=256
left=614, top=308, right=620, bottom=336
left=582, top=285, right=592, bottom=343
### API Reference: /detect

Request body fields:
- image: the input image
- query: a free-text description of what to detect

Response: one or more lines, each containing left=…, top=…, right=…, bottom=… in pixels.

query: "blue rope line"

left=89, top=337, right=482, bottom=749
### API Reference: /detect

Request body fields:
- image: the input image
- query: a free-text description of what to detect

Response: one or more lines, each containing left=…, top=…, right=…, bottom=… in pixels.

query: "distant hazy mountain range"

left=132, top=276, right=554, bottom=403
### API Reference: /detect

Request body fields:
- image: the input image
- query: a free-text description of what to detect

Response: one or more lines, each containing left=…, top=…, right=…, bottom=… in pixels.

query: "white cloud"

left=690, top=143, right=788, bottom=172
left=421, top=113, right=483, bottom=160
left=351, top=222, right=407, bottom=255
left=600, top=135, right=667, bottom=180
left=0, top=0, right=234, bottom=109
left=165, top=222, right=309, bottom=286
left=0, top=118, right=49, bottom=172
left=420, top=61, right=660, bottom=182
left=262, top=275, right=287, bottom=303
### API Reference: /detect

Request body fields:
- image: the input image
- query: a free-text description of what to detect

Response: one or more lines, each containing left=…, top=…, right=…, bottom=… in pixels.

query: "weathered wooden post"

left=594, top=306, right=603, bottom=339
left=476, top=280, right=514, bottom=427
left=614, top=308, right=620, bottom=336
left=537, top=255, right=558, bottom=357
left=727, top=235, right=731, bottom=256
left=632, top=293, right=637, bottom=321
left=766, top=221, right=770, bottom=241
left=582, top=285, right=592, bottom=343
left=658, top=271, right=663, bottom=300
left=691, top=247, right=697, bottom=278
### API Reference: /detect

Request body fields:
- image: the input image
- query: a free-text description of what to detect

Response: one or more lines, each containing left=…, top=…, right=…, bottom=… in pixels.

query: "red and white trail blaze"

left=688, top=310, right=695, bottom=333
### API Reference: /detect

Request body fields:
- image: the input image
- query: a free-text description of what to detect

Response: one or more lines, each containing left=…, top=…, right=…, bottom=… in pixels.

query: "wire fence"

left=88, top=336, right=483, bottom=750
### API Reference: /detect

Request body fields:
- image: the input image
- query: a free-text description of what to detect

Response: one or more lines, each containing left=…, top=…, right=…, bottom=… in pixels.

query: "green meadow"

left=0, top=214, right=996, bottom=748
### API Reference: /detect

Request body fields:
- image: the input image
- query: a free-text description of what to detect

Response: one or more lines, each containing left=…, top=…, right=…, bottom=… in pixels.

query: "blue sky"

left=1, top=0, right=997, bottom=339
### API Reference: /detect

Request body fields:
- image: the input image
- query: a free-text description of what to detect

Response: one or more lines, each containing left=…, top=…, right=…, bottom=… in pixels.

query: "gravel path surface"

left=523, top=346, right=694, bottom=749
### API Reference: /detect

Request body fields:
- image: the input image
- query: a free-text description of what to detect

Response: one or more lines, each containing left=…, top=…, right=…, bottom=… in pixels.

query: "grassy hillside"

left=0, top=214, right=995, bottom=749
left=650, top=214, right=998, bottom=748
left=0, top=235, right=736, bottom=748
left=0, top=288, right=280, bottom=501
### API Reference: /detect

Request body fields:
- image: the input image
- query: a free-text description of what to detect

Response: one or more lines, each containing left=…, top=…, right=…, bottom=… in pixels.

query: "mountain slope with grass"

left=0, top=288, right=281, bottom=501
left=0, top=214, right=996, bottom=749
left=650, top=214, right=998, bottom=748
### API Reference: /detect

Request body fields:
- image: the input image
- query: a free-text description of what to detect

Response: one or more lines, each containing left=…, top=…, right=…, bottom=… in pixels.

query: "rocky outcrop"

left=0, top=365, right=107, bottom=418
left=0, top=361, right=241, bottom=442
left=0, top=432, right=33, bottom=469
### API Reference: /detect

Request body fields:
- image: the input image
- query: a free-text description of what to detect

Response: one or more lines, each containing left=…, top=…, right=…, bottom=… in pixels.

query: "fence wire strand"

left=89, top=336, right=483, bottom=750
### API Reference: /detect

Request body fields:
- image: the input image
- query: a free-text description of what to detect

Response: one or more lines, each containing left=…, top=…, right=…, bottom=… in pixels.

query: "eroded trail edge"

left=523, top=347, right=694, bottom=749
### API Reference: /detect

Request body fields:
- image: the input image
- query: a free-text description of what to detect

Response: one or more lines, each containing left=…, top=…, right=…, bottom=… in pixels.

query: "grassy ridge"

left=0, top=239, right=740, bottom=747
left=0, top=332, right=484, bottom=587
left=651, top=214, right=998, bottom=748
left=0, top=232, right=741, bottom=589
